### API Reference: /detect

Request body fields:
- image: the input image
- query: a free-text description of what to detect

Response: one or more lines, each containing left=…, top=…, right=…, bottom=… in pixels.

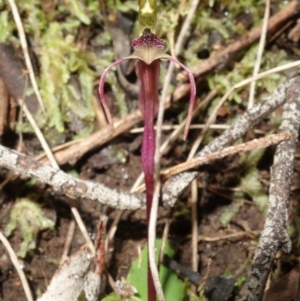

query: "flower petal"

left=98, top=57, right=131, bottom=131
left=135, top=58, right=160, bottom=301
left=131, top=30, right=165, bottom=65
left=135, top=60, right=160, bottom=119
left=130, top=48, right=165, bottom=65
left=160, top=54, right=196, bottom=140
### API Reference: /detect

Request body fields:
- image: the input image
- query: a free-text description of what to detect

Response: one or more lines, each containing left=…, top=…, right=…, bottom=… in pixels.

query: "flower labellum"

left=99, top=29, right=196, bottom=301
left=99, top=30, right=196, bottom=140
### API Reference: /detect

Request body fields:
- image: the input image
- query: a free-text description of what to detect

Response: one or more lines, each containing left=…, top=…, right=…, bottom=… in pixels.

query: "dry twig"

left=247, top=0, right=270, bottom=109
left=198, top=230, right=261, bottom=242
left=8, top=0, right=45, bottom=112
left=178, top=0, right=300, bottom=80
left=60, top=220, right=76, bottom=263
left=0, top=231, right=33, bottom=301
left=161, top=131, right=290, bottom=180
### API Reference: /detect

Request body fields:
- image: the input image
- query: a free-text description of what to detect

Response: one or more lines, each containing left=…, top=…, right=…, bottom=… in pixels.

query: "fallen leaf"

left=263, top=263, right=300, bottom=301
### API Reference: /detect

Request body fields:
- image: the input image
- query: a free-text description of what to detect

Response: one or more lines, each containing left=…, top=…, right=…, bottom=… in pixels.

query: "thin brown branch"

left=60, top=220, right=76, bottom=263
left=247, top=0, right=270, bottom=109
left=161, top=131, right=290, bottom=180
left=8, top=0, right=45, bottom=112
left=198, top=230, right=261, bottom=242
left=95, top=215, right=107, bottom=276
left=39, top=108, right=144, bottom=166
left=178, top=0, right=300, bottom=81
left=0, top=231, right=33, bottom=301
left=0, top=78, right=9, bottom=136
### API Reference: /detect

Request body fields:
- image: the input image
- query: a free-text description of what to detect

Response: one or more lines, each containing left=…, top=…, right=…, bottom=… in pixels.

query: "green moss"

left=5, top=198, right=55, bottom=258
left=0, top=11, right=15, bottom=43
left=106, top=0, right=138, bottom=14
left=38, top=22, right=96, bottom=132
left=1, top=0, right=106, bottom=136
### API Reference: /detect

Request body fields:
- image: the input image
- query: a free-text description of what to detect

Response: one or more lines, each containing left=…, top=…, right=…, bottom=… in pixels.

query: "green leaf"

left=127, top=238, right=185, bottom=301
left=101, top=292, right=122, bottom=301
left=101, top=292, right=142, bottom=301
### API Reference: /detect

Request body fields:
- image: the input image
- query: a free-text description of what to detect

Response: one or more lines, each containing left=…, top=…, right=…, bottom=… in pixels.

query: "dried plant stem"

left=158, top=218, right=171, bottom=268
left=71, top=207, right=95, bottom=255
left=150, top=1, right=202, bottom=299
left=148, top=182, right=165, bottom=301
left=7, top=0, right=45, bottom=112
left=130, top=123, right=230, bottom=133
left=162, top=131, right=290, bottom=180
left=156, top=0, right=202, bottom=154
left=60, top=220, right=76, bottom=263
left=168, top=0, right=187, bottom=57
left=0, top=231, right=33, bottom=301
left=198, top=230, right=261, bottom=242
left=247, top=0, right=270, bottom=109
left=161, top=88, right=219, bottom=155
left=186, top=86, right=209, bottom=292
left=19, top=100, right=57, bottom=168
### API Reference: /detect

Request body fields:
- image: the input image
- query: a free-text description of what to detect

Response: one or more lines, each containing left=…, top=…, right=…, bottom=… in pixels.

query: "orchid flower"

left=99, top=3, right=196, bottom=300
left=99, top=30, right=196, bottom=299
